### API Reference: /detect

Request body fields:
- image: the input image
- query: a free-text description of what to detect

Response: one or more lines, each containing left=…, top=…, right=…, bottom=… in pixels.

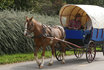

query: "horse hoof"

left=39, top=66, right=43, bottom=69
left=38, top=63, right=41, bottom=67
left=48, top=63, right=53, bottom=66
left=61, top=62, right=65, bottom=64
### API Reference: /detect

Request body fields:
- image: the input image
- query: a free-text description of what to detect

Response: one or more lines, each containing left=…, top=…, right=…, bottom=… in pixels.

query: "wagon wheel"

left=74, top=48, right=84, bottom=58
left=86, top=41, right=96, bottom=63
left=55, top=43, right=63, bottom=61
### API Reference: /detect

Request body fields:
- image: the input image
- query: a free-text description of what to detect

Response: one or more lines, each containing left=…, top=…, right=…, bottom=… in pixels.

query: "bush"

left=0, top=10, right=60, bottom=55
left=0, top=0, right=63, bottom=15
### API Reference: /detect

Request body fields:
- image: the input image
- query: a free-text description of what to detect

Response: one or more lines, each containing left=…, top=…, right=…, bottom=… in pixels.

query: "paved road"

left=0, top=52, right=104, bottom=70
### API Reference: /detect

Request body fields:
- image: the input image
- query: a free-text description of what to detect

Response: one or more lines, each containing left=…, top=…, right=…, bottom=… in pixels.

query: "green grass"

left=0, top=51, right=73, bottom=64
left=66, top=51, right=74, bottom=55
left=0, top=53, right=34, bottom=64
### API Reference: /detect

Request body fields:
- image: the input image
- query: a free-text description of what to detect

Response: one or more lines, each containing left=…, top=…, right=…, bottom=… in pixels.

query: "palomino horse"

left=24, top=16, right=65, bottom=68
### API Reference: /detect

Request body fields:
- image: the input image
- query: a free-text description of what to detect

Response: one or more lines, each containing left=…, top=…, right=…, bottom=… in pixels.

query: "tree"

left=65, top=0, right=104, bottom=7
left=13, top=0, right=33, bottom=10
left=0, top=0, right=14, bottom=10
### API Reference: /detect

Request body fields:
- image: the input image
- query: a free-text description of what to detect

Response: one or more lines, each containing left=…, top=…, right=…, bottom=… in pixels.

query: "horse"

left=24, top=16, right=65, bottom=68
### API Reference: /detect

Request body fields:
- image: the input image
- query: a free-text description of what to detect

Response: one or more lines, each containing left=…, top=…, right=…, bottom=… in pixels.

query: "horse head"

left=24, top=16, right=35, bottom=37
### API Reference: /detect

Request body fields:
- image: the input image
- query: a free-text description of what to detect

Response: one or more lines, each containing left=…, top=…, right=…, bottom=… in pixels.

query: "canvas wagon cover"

left=59, top=4, right=104, bottom=29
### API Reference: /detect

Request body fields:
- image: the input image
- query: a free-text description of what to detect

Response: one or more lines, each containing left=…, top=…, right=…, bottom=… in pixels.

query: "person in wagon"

left=68, top=14, right=82, bottom=30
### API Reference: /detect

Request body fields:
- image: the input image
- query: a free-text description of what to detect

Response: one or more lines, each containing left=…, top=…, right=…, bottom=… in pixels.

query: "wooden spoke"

left=55, top=43, right=63, bottom=61
left=86, top=41, right=96, bottom=63
left=55, top=49, right=63, bottom=61
left=74, top=48, right=84, bottom=58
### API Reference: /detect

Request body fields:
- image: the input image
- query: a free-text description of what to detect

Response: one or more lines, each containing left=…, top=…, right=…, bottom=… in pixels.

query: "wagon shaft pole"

left=46, top=37, right=81, bottom=48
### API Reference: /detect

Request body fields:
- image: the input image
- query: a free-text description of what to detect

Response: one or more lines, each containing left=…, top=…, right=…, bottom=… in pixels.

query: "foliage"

left=0, top=0, right=104, bottom=55
left=0, top=10, right=60, bottom=55
left=0, top=0, right=14, bottom=9
left=0, top=0, right=63, bottom=15
left=65, top=0, right=104, bottom=6
left=0, top=0, right=104, bottom=15
left=32, top=0, right=53, bottom=15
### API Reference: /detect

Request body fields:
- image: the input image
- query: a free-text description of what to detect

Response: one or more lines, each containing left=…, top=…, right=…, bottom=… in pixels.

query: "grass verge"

left=0, top=51, right=73, bottom=64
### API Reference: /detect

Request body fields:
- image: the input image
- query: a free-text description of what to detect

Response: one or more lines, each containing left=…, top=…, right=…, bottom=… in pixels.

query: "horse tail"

left=57, top=26, right=65, bottom=40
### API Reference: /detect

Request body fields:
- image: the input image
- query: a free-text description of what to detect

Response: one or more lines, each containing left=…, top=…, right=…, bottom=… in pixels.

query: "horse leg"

left=62, top=52, right=65, bottom=64
left=48, top=44, right=55, bottom=66
left=34, top=46, right=41, bottom=67
left=61, top=43, right=65, bottom=64
left=39, top=46, right=46, bottom=68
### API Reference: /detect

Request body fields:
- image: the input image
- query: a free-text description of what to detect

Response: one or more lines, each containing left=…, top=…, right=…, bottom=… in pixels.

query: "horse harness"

left=31, top=24, right=54, bottom=39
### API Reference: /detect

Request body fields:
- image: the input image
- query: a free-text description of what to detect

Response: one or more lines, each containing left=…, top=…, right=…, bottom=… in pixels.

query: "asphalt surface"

left=0, top=52, right=104, bottom=70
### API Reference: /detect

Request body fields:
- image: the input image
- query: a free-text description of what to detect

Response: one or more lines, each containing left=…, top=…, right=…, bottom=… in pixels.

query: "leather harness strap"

left=31, top=24, right=54, bottom=39
left=57, top=26, right=65, bottom=39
